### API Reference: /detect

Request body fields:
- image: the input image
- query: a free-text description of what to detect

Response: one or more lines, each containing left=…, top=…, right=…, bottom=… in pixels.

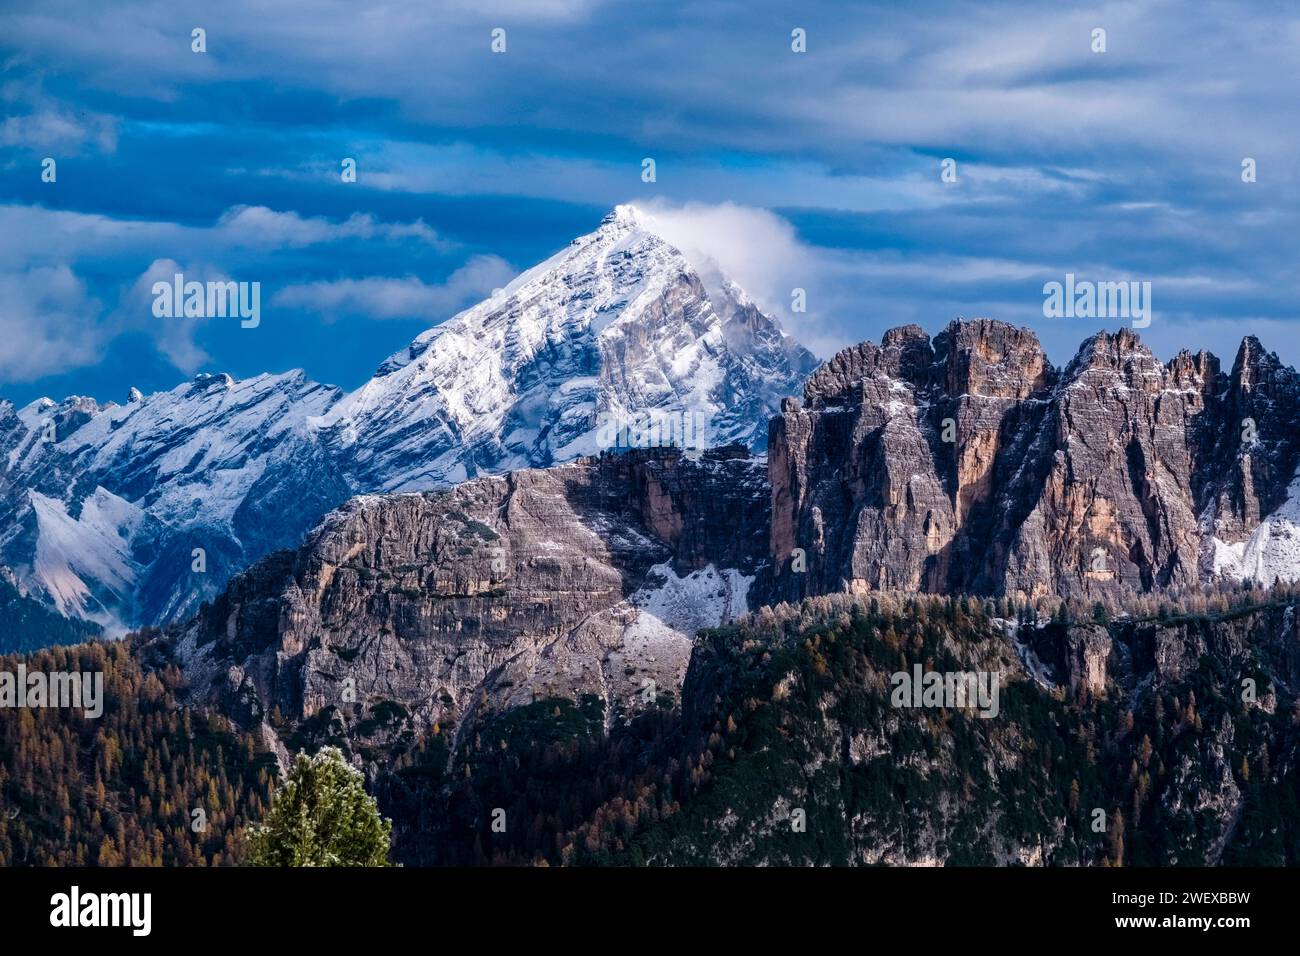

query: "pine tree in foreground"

left=246, top=747, right=392, bottom=867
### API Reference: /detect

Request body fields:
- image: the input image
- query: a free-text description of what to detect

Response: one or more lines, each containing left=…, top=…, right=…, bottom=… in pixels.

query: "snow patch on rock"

left=625, top=562, right=753, bottom=653
left=609, top=562, right=755, bottom=702
left=1213, top=470, right=1300, bottom=586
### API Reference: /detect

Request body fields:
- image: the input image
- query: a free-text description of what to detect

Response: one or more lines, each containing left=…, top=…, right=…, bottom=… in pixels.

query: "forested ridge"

left=2, top=592, right=1299, bottom=866
left=0, top=637, right=274, bottom=866
left=369, top=593, right=1300, bottom=865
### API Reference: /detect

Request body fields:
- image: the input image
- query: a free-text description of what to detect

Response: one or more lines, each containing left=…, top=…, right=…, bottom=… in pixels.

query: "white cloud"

left=271, top=254, right=515, bottom=321
left=0, top=266, right=107, bottom=381
left=357, top=144, right=951, bottom=214
left=0, top=203, right=448, bottom=264
left=0, top=202, right=488, bottom=380
left=0, top=109, right=118, bottom=153
left=214, top=206, right=448, bottom=249
left=630, top=200, right=862, bottom=357
left=10, top=0, right=1296, bottom=181
left=117, top=258, right=215, bottom=373
left=0, top=79, right=119, bottom=154
left=637, top=201, right=809, bottom=308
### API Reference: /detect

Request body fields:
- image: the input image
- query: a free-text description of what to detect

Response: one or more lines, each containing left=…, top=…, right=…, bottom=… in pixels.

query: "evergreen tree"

left=246, top=747, right=392, bottom=867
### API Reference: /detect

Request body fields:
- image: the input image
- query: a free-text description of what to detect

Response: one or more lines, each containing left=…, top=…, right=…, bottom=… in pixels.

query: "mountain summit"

left=318, top=204, right=818, bottom=491
left=0, top=208, right=816, bottom=632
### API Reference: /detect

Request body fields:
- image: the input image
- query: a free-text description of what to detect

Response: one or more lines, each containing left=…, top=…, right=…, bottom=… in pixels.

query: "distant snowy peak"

left=0, top=369, right=350, bottom=631
left=61, top=370, right=341, bottom=494
left=321, top=204, right=818, bottom=491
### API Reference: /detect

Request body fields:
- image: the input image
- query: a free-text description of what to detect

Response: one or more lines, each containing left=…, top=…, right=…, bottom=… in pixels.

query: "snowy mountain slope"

left=0, top=206, right=815, bottom=633
left=27, top=488, right=142, bottom=622
left=317, top=204, right=819, bottom=491
left=0, top=370, right=351, bottom=631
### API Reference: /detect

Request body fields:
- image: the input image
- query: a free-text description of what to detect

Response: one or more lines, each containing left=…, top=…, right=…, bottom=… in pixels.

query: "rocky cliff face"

left=18, top=312, right=1300, bottom=868
left=766, top=318, right=1300, bottom=605
left=166, top=447, right=768, bottom=752
left=158, top=317, right=1300, bottom=769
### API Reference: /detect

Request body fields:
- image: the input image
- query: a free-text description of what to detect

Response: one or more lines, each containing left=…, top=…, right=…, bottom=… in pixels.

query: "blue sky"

left=3, top=0, right=1299, bottom=407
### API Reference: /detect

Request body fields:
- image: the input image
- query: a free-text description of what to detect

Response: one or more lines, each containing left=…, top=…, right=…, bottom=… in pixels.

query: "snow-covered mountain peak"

left=584, top=202, right=662, bottom=246
left=321, top=207, right=818, bottom=491
left=600, top=202, right=649, bottom=228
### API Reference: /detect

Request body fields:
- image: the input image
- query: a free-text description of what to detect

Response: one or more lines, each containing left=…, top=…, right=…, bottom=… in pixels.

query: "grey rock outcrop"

left=766, top=318, right=1300, bottom=604
left=168, top=448, right=768, bottom=745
